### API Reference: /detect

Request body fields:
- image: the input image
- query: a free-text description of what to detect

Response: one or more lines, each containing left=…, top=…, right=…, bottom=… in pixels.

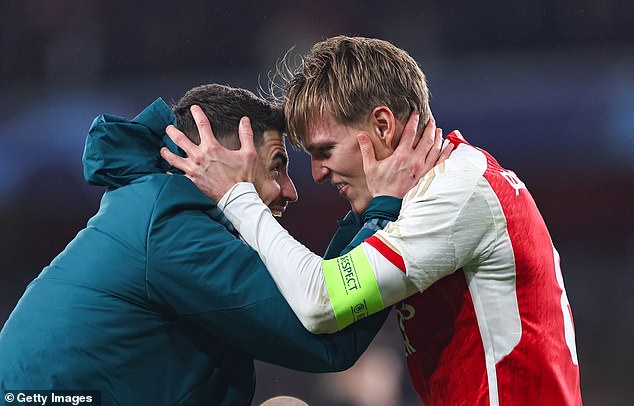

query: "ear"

left=369, top=106, right=398, bottom=151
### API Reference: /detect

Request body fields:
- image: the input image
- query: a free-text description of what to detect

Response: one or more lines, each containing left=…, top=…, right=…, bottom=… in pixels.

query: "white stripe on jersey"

left=373, top=144, right=523, bottom=405
left=466, top=176, right=522, bottom=406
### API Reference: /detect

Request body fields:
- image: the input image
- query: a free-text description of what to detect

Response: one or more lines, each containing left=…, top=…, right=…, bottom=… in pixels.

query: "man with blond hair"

left=163, top=36, right=583, bottom=405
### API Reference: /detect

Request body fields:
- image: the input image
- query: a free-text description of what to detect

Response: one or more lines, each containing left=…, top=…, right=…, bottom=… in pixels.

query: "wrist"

left=218, top=182, right=258, bottom=210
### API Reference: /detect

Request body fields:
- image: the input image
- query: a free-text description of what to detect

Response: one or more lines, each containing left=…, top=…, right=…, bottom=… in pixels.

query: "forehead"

left=303, top=114, right=359, bottom=152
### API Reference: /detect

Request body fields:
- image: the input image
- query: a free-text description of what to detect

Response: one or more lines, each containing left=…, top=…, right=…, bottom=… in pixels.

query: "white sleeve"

left=218, top=182, right=418, bottom=334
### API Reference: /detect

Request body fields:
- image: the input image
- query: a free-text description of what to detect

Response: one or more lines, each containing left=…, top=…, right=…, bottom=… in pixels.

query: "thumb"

left=357, top=134, right=376, bottom=170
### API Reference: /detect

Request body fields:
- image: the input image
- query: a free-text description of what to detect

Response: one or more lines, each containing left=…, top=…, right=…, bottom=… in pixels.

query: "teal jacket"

left=0, top=99, right=400, bottom=405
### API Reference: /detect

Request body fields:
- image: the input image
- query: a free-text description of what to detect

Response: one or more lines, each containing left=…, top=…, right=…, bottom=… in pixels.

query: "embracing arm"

left=145, top=177, right=390, bottom=372
left=219, top=182, right=418, bottom=333
left=219, top=155, right=497, bottom=333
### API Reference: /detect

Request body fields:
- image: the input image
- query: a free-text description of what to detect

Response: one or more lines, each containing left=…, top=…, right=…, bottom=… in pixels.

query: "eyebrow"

left=272, top=151, right=288, bottom=167
left=304, top=142, right=332, bottom=154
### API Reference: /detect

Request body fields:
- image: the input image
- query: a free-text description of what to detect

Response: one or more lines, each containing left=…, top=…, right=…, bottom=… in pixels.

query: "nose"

left=311, top=159, right=330, bottom=184
left=279, top=173, right=298, bottom=203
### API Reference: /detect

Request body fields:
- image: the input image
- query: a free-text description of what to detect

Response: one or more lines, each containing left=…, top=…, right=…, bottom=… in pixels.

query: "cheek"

left=335, top=146, right=364, bottom=177
left=346, top=153, right=366, bottom=182
left=261, top=181, right=280, bottom=205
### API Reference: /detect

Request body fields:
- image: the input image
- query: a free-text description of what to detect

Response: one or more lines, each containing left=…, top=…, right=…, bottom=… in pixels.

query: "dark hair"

left=172, top=83, right=286, bottom=149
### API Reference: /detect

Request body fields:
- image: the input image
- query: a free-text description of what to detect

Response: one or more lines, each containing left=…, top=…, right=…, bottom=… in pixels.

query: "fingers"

left=190, top=105, right=221, bottom=148
left=357, top=133, right=377, bottom=171
left=165, top=124, right=197, bottom=157
left=160, top=146, right=190, bottom=172
left=422, top=127, right=444, bottom=164
left=238, top=116, right=257, bottom=157
left=437, top=138, right=455, bottom=164
left=432, top=127, right=444, bottom=157
left=397, top=112, right=421, bottom=150
left=414, top=116, right=437, bottom=155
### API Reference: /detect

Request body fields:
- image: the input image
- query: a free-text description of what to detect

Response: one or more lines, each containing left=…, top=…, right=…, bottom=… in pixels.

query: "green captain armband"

left=322, top=245, right=385, bottom=330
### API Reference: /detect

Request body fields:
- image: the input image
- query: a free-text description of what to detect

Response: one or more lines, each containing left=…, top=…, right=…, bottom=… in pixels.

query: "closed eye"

left=306, top=142, right=336, bottom=160
left=270, top=152, right=288, bottom=179
left=314, top=146, right=334, bottom=160
left=271, top=164, right=282, bottom=178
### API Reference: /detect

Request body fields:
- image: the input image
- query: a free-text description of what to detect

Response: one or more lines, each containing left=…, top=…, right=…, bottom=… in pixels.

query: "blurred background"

left=1, top=0, right=632, bottom=404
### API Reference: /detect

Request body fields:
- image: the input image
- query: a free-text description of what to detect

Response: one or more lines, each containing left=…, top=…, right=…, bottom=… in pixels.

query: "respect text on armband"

left=335, top=255, right=369, bottom=322
left=323, top=247, right=384, bottom=329
left=338, top=255, right=359, bottom=292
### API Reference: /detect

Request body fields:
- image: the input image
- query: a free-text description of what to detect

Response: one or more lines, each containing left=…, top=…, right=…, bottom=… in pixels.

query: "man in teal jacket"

left=0, top=84, right=400, bottom=405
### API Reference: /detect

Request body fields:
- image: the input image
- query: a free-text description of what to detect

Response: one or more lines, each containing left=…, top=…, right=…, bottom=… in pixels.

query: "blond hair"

left=277, top=35, right=431, bottom=148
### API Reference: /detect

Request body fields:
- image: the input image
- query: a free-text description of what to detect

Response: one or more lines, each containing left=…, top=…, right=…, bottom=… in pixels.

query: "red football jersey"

left=366, top=132, right=581, bottom=405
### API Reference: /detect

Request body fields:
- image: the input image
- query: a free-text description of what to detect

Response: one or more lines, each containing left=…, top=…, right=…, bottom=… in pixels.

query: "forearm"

left=220, top=183, right=336, bottom=332
left=220, top=183, right=416, bottom=333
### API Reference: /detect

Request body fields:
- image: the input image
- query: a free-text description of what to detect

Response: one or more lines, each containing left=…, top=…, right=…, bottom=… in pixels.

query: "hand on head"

left=358, top=113, right=453, bottom=199
left=161, top=105, right=257, bottom=202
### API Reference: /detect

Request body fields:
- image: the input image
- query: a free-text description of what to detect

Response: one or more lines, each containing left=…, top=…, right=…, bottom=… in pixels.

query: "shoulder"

left=151, top=173, right=218, bottom=210
left=403, top=143, right=488, bottom=207
left=146, top=174, right=236, bottom=241
left=99, top=173, right=217, bottom=229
